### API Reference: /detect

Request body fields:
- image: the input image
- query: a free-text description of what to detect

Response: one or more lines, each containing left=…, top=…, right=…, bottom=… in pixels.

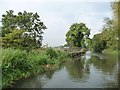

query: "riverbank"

left=9, top=51, right=119, bottom=88
left=2, top=48, right=71, bottom=89
left=102, top=49, right=119, bottom=55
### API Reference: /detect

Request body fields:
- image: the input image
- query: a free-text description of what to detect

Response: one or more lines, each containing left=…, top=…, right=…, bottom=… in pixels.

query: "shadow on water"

left=10, top=51, right=119, bottom=88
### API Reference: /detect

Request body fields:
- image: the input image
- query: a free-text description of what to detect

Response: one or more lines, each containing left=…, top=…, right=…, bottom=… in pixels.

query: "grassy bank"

left=2, top=48, right=70, bottom=88
left=102, top=49, right=119, bottom=55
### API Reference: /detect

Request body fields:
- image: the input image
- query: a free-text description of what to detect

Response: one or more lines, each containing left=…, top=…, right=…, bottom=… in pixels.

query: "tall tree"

left=1, top=10, right=47, bottom=47
left=111, top=2, right=120, bottom=27
left=92, top=2, right=120, bottom=52
left=112, top=2, right=120, bottom=49
left=65, top=23, right=90, bottom=47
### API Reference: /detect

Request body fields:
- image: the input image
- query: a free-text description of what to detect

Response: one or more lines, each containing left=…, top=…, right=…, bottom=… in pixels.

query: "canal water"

left=12, top=51, right=119, bottom=88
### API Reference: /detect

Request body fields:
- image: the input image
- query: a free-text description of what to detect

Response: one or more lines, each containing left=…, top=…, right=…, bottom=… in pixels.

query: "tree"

left=65, top=23, right=90, bottom=47
left=102, top=18, right=118, bottom=49
left=1, top=10, right=47, bottom=47
left=92, top=2, right=120, bottom=52
left=92, top=33, right=107, bottom=53
left=91, top=18, right=116, bottom=52
left=111, top=2, right=120, bottom=49
left=89, top=2, right=120, bottom=52
left=111, top=2, right=120, bottom=27
left=1, top=29, right=36, bottom=50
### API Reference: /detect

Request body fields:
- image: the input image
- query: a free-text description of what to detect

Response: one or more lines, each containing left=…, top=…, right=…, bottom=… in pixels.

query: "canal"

left=12, top=51, right=119, bottom=88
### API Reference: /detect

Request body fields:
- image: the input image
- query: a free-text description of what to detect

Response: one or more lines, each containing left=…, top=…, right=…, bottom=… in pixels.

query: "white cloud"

left=42, top=13, right=69, bottom=46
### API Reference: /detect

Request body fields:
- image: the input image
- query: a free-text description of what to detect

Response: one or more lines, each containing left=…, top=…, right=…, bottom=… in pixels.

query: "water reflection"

left=65, top=51, right=118, bottom=88
left=65, top=59, right=90, bottom=82
left=45, top=69, right=55, bottom=79
left=88, top=53, right=118, bottom=75
left=12, top=51, right=118, bottom=88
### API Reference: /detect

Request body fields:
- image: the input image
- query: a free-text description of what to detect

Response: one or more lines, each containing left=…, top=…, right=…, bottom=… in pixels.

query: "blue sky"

left=0, top=0, right=113, bottom=47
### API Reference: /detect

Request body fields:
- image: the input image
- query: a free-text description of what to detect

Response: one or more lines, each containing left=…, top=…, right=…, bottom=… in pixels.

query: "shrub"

left=2, top=48, right=31, bottom=72
left=2, top=48, right=32, bottom=87
left=46, top=48, right=58, bottom=59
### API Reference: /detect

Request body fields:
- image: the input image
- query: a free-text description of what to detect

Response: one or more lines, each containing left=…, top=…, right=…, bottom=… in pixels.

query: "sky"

left=0, top=0, right=114, bottom=47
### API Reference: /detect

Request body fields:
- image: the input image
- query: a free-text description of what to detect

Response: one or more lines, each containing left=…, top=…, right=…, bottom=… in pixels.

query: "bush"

left=2, top=49, right=31, bottom=72
left=46, top=48, right=58, bottom=59
left=93, top=40, right=107, bottom=53
left=2, top=48, right=32, bottom=87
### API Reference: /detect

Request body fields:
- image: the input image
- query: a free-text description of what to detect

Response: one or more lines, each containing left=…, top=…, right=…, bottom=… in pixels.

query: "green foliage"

left=65, top=23, right=90, bottom=47
left=85, top=38, right=92, bottom=50
left=92, top=17, right=118, bottom=52
left=64, top=44, right=68, bottom=47
left=45, top=48, right=69, bottom=64
left=92, top=2, right=120, bottom=52
left=93, top=40, right=106, bottom=53
left=111, top=2, right=120, bottom=29
left=2, top=49, right=31, bottom=87
left=1, top=10, right=47, bottom=47
left=1, top=29, right=24, bottom=48
left=2, top=49, right=31, bottom=72
left=92, top=33, right=107, bottom=53
left=46, top=48, right=58, bottom=59
left=1, top=29, right=36, bottom=50
left=111, top=2, right=120, bottom=49
left=102, top=49, right=119, bottom=55
left=2, top=48, right=69, bottom=88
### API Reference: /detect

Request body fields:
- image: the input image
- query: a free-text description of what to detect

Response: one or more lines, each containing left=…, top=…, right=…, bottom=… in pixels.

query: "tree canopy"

left=1, top=10, right=47, bottom=49
left=65, top=23, right=90, bottom=48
